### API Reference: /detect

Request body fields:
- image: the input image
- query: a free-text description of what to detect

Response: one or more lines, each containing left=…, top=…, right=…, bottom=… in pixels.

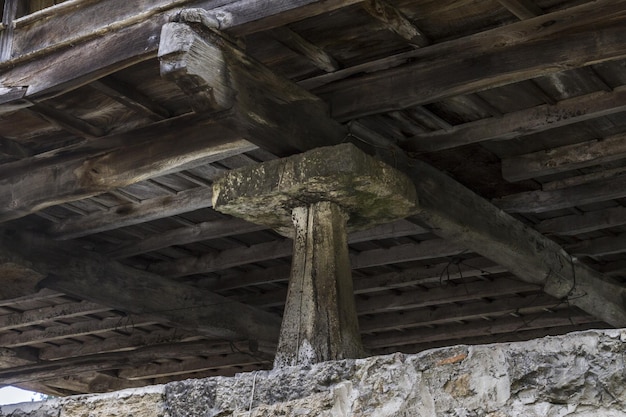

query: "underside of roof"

left=1, top=0, right=625, bottom=396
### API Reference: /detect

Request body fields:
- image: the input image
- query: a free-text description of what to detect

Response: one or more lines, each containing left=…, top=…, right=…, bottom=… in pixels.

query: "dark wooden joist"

left=0, top=0, right=360, bottom=108
left=0, top=135, right=33, bottom=159
left=159, top=11, right=346, bottom=156
left=497, top=0, right=543, bottom=20
left=0, top=0, right=19, bottom=61
left=51, top=185, right=219, bottom=240
left=90, top=78, right=170, bottom=121
left=502, top=132, right=626, bottom=181
left=321, top=0, right=626, bottom=120
left=0, top=229, right=282, bottom=343
left=28, top=102, right=106, bottom=138
left=0, top=301, right=111, bottom=332
left=361, top=0, right=429, bottom=47
left=494, top=175, right=626, bottom=214
left=269, top=27, right=340, bottom=73
left=542, top=167, right=626, bottom=192
left=406, top=88, right=626, bottom=154
left=363, top=310, right=596, bottom=349
left=537, top=206, right=626, bottom=236
left=360, top=293, right=558, bottom=333
left=566, top=234, right=626, bottom=258
left=0, top=114, right=254, bottom=223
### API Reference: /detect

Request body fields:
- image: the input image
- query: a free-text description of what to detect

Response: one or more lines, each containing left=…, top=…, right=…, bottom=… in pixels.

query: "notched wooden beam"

left=159, top=9, right=346, bottom=156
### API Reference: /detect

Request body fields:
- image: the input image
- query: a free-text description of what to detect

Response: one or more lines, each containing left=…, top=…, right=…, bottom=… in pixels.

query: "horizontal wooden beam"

left=269, top=27, right=340, bottom=73
left=360, top=293, right=558, bottom=333
left=406, top=88, right=626, bottom=154
left=536, top=206, right=626, bottom=236
left=362, top=0, right=429, bottom=47
left=1, top=229, right=282, bottom=343
left=566, top=233, right=626, bottom=258
left=502, top=132, right=626, bottom=181
left=363, top=310, right=595, bottom=349
left=0, top=114, right=254, bottom=223
left=0, top=301, right=111, bottom=332
left=50, top=186, right=217, bottom=240
left=497, top=0, right=543, bottom=20
left=159, top=13, right=346, bottom=156
left=494, top=175, right=626, bottom=214
left=321, top=0, right=626, bottom=120
left=0, top=0, right=359, bottom=106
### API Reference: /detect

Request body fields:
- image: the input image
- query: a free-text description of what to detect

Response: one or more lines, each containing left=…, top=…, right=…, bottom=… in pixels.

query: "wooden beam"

left=90, top=78, right=170, bottom=121
left=360, top=293, right=558, bottom=333
left=362, top=0, right=429, bottom=47
left=50, top=186, right=218, bottom=240
left=363, top=310, right=596, bottom=349
left=405, top=88, right=626, bottom=154
left=0, top=0, right=18, bottom=61
left=320, top=0, right=626, bottom=120
left=269, top=27, right=340, bottom=73
left=0, top=136, right=33, bottom=159
left=541, top=167, right=626, bottom=191
left=28, top=102, right=106, bottom=138
left=356, top=277, right=539, bottom=315
left=566, top=234, right=626, bottom=258
left=1, top=229, right=282, bottom=343
left=0, top=301, right=111, bottom=332
left=494, top=175, right=626, bottom=214
left=0, top=114, right=254, bottom=223
left=536, top=206, right=626, bottom=236
left=502, top=133, right=626, bottom=181
left=497, top=0, right=543, bottom=20
left=0, top=0, right=359, bottom=110
left=159, top=11, right=346, bottom=156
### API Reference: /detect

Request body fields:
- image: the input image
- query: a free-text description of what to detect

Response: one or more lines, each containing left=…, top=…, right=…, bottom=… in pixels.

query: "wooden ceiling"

left=0, top=0, right=625, bottom=396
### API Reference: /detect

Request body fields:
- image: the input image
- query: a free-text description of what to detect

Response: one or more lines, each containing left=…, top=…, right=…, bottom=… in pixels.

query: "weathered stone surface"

left=3, top=330, right=626, bottom=416
left=212, top=143, right=417, bottom=237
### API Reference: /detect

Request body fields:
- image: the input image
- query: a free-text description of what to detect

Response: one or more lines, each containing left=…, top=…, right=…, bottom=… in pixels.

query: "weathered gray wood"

left=159, top=15, right=346, bottom=156
left=0, top=115, right=252, bottom=223
left=360, top=293, right=558, bottom=333
left=362, top=0, right=429, bottom=47
left=537, top=206, right=626, bottom=236
left=566, top=234, right=626, bottom=258
left=0, top=136, right=33, bottom=159
left=269, top=27, right=340, bottom=73
left=541, top=167, right=626, bottom=191
left=90, top=78, right=170, bottom=121
left=28, top=102, right=106, bottom=138
left=274, top=202, right=363, bottom=367
left=356, top=277, right=539, bottom=315
left=494, top=176, right=626, bottom=214
left=0, top=0, right=19, bottom=61
left=497, top=0, right=543, bottom=20
left=363, top=310, right=596, bottom=349
left=1, top=229, right=282, bottom=343
left=321, top=0, right=626, bottom=120
left=51, top=186, right=217, bottom=240
left=350, top=239, right=467, bottom=269
left=0, top=301, right=111, bottom=332
left=0, top=316, right=160, bottom=348
left=406, top=88, right=626, bottom=154
left=502, top=132, right=626, bottom=181
left=118, top=352, right=271, bottom=380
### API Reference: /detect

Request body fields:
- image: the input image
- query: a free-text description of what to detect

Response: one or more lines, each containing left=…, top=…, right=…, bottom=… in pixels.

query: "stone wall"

left=2, top=329, right=625, bottom=416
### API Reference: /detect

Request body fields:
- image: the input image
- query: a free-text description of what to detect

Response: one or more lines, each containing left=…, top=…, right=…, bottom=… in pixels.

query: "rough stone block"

left=212, top=143, right=417, bottom=236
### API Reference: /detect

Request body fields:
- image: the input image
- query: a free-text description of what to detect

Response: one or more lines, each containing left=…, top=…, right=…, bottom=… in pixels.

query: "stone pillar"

left=275, top=201, right=363, bottom=367
left=212, top=143, right=417, bottom=368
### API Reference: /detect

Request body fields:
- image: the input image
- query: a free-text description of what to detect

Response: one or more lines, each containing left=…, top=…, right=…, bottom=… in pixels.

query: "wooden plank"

left=0, top=115, right=254, bottom=223
left=0, top=136, right=33, bottom=159
left=497, top=0, right=543, bottom=20
left=269, top=27, right=340, bottom=73
left=541, top=167, right=626, bottom=191
left=90, top=78, right=170, bottom=121
left=0, top=0, right=18, bottom=61
left=51, top=186, right=216, bottom=240
left=118, top=353, right=270, bottom=380
left=406, top=88, right=626, bottom=154
left=494, top=176, right=626, bottom=214
left=0, top=316, right=160, bottom=348
left=356, top=277, right=539, bottom=315
left=2, top=230, right=282, bottom=343
left=363, top=310, right=595, bottom=349
left=362, top=0, right=429, bottom=47
left=502, top=132, right=626, bottom=181
left=28, top=102, right=106, bottom=138
left=320, top=0, right=626, bottom=120
left=536, top=206, right=626, bottom=236
left=566, top=234, right=626, bottom=258
left=159, top=14, right=346, bottom=156
left=0, top=301, right=111, bottom=332
left=360, top=293, right=558, bottom=333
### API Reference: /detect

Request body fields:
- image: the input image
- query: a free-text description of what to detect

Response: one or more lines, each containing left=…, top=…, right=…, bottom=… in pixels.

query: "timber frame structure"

left=1, top=0, right=626, bottom=396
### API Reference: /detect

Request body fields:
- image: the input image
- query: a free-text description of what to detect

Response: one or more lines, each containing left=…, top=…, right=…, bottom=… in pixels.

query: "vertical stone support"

left=213, top=143, right=417, bottom=367
left=275, top=201, right=363, bottom=367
